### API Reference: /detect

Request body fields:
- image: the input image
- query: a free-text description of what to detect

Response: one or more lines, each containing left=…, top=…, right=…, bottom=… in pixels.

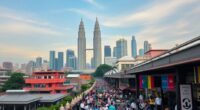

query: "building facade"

left=57, top=52, right=64, bottom=70
left=2, top=62, right=13, bottom=71
left=113, top=47, right=117, bottom=57
left=144, top=41, right=151, bottom=53
left=104, top=45, right=111, bottom=57
left=131, top=36, right=137, bottom=58
left=104, top=57, right=117, bottom=66
left=35, top=57, right=42, bottom=69
left=49, top=51, right=55, bottom=70
left=93, top=18, right=102, bottom=68
left=116, top=39, right=128, bottom=59
left=26, top=61, right=35, bottom=75
left=24, top=71, right=73, bottom=94
left=139, top=49, right=144, bottom=56
left=66, top=49, right=76, bottom=69
left=78, top=19, right=86, bottom=70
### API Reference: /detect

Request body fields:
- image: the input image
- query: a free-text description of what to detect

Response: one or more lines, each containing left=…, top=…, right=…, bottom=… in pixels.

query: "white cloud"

left=83, top=0, right=104, bottom=9
left=0, top=22, right=64, bottom=36
left=70, top=0, right=198, bottom=28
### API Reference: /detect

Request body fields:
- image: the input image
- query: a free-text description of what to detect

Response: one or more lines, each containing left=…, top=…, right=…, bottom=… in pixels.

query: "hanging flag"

left=162, top=75, right=168, bottom=89
left=139, top=75, right=142, bottom=89
left=148, top=75, right=154, bottom=89
left=168, top=75, right=174, bottom=90
left=148, top=75, right=151, bottom=89
left=142, top=75, right=148, bottom=89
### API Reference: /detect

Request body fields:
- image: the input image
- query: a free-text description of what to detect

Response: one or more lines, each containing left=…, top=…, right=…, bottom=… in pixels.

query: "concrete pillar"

left=34, top=102, right=36, bottom=110
left=24, top=105, right=26, bottom=110
left=13, top=104, right=16, bottom=110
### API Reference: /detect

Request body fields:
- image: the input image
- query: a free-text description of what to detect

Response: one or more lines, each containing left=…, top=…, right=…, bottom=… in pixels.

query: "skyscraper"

left=116, top=39, right=128, bottom=59
left=104, top=45, right=111, bottom=57
left=26, top=60, right=35, bottom=75
left=78, top=19, right=86, bottom=70
left=68, top=56, right=77, bottom=70
left=58, top=52, right=64, bottom=70
left=131, top=36, right=137, bottom=58
left=93, top=18, right=102, bottom=68
left=66, top=49, right=76, bottom=69
left=144, top=41, right=151, bottom=53
left=49, top=51, right=55, bottom=70
left=91, top=57, right=95, bottom=69
left=139, top=49, right=144, bottom=56
left=36, top=57, right=42, bottom=68
left=113, top=46, right=117, bottom=57
left=2, top=62, right=13, bottom=71
left=54, top=58, right=58, bottom=70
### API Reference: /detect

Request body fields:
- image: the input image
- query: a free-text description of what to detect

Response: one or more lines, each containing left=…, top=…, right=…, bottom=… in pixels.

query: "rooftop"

left=0, top=90, right=67, bottom=104
left=67, top=74, right=80, bottom=78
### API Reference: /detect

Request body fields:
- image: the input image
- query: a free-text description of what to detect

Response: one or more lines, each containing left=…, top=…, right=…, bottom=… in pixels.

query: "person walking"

left=108, top=102, right=116, bottom=110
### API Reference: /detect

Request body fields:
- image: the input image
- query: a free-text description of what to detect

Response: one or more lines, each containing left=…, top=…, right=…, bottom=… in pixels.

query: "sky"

left=0, top=0, right=199, bottom=65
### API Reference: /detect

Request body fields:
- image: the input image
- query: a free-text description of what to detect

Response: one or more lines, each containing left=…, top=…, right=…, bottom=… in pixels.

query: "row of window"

left=34, top=75, right=65, bottom=79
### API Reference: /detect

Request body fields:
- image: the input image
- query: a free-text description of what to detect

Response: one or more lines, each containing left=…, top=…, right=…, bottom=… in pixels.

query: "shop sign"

left=180, top=84, right=193, bottom=110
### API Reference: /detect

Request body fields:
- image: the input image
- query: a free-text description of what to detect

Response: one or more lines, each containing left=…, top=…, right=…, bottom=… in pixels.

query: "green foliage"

left=63, top=96, right=73, bottom=102
left=37, top=107, right=49, bottom=110
left=93, top=64, right=112, bottom=77
left=2, top=72, right=25, bottom=91
left=81, top=84, right=89, bottom=92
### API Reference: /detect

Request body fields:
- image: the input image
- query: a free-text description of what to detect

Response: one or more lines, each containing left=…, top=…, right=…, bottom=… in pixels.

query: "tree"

left=2, top=72, right=25, bottom=91
left=93, top=64, right=112, bottom=77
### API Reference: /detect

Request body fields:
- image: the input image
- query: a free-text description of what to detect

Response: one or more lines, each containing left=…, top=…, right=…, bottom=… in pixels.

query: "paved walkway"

left=79, top=78, right=135, bottom=110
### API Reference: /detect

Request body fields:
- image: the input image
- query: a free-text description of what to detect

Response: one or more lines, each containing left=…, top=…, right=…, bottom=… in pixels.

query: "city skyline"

left=0, top=0, right=199, bottom=64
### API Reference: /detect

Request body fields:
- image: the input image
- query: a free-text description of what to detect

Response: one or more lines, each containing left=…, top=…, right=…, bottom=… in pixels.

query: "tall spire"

left=93, top=17, right=102, bottom=68
left=79, top=18, right=85, bottom=32
left=94, top=17, right=100, bottom=31
left=78, top=18, right=86, bottom=70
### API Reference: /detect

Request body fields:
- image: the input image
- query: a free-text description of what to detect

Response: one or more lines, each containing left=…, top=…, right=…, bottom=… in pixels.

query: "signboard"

left=180, top=84, right=193, bottom=110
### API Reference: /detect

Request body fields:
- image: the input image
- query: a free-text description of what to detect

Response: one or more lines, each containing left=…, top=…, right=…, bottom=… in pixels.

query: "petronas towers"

left=77, top=18, right=102, bottom=70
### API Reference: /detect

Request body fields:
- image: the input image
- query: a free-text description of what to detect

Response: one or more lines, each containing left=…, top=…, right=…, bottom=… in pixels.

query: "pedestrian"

left=130, top=100, right=138, bottom=110
left=108, top=102, right=116, bottom=110
left=155, top=94, right=162, bottom=110
left=80, top=101, right=85, bottom=110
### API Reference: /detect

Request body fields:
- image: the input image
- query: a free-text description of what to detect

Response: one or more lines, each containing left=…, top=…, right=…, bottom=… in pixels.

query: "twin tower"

left=77, top=18, right=102, bottom=70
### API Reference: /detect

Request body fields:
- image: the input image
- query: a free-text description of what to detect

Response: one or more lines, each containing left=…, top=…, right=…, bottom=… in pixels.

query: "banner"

left=142, top=75, right=148, bottom=89
left=139, top=75, right=142, bottom=89
left=148, top=75, right=154, bottom=89
left=162, top=75, right=168, bottom=89
left=168, top=75, right=175, bottom=89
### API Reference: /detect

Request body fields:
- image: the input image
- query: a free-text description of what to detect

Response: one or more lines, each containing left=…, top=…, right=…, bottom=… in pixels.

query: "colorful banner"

left=168, top=75, right=175, bottom=89
left=162, top=75, right=168, bottom=89
left=139, top=75, right=142, bottom=89
left=142, top=76, right=148, bottom=89
left=148, top=75, right=154, bottom=89
left=139, top=75, right=154, bottom=89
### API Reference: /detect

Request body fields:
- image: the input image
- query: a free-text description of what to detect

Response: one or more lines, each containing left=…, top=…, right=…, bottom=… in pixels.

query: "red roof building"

left=145, top=49, right=168, bottom=58
left=24, top=71, right=73, bottom=94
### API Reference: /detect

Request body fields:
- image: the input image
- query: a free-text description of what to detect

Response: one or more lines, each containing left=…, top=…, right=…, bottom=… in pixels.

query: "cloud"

left=0, top=22, right=63, bottom=36
left=0, top=7, right=65, bottom=37
left=83, top=0, right=104, bottom=9
left=70, top=0, right=198, bottom=28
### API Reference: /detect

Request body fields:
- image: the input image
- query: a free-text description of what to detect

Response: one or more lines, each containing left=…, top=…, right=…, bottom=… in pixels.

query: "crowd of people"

left=79, top=79, right=173, bottom=110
